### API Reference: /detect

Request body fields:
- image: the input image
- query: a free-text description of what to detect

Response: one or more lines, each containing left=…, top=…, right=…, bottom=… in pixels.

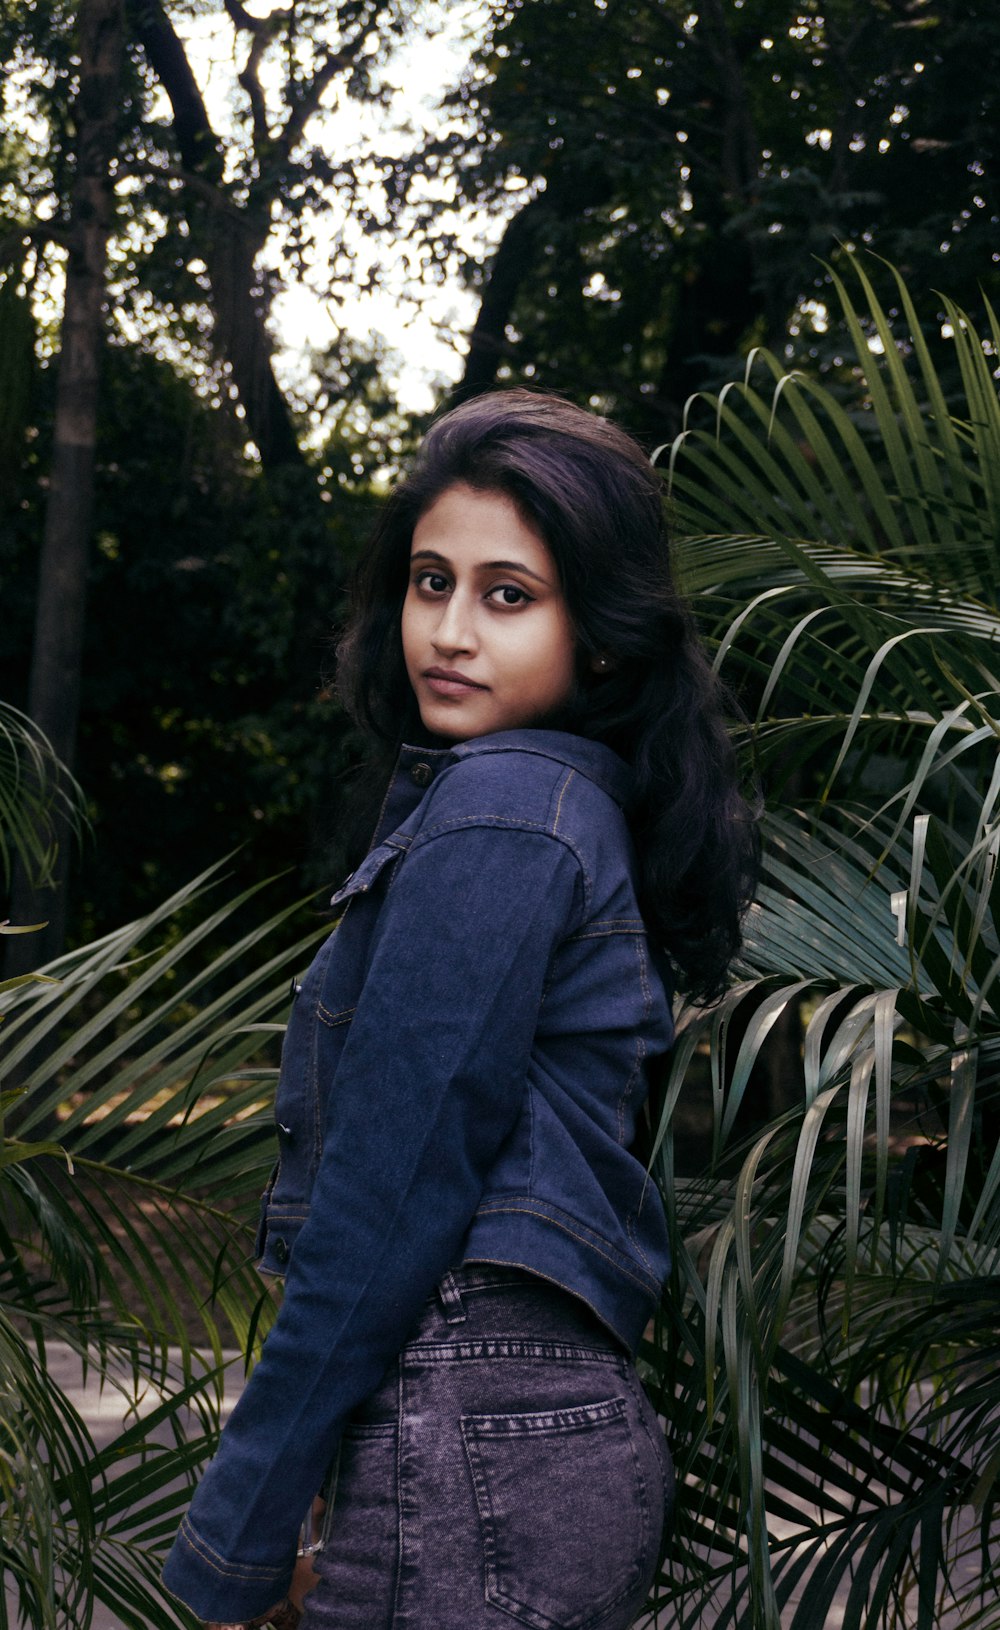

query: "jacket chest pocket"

left=329, top=837, right=408, bottom=910
left=319, top=838, right=408, bottom=1030
left=320, top=838, right=407, bottom=1023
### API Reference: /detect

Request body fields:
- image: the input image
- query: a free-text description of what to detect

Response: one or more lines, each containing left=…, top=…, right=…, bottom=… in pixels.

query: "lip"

left=422, top=667, right=489, bottom=697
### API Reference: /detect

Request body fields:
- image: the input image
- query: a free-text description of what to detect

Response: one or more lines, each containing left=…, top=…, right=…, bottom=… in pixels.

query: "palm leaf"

left=646, top=260, right=1000, bottom=1628
left=0, top=703, right=83, bottom=892
left=1, top=864, right=329, bottom=1628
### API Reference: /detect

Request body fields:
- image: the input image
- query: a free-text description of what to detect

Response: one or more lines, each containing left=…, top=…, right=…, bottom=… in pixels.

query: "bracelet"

left=260, top=1604, right=301, bottom=1630
left=205, top=1597, right=301, bottom=1630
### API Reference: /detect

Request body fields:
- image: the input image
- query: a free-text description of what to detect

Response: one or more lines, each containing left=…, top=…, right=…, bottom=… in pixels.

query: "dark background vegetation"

left=2, top=0, right=999, bottom=961
left=5, top=7, right=1000, bottom=1629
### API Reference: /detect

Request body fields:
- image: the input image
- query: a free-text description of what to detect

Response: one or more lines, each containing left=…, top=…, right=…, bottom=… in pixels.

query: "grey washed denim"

left=302, top=1266, right=673, bottom=1630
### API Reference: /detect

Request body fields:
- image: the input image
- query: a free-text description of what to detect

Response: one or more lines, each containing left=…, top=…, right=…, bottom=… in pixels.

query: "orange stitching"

left=552, top=769, right=575, bottom=834
left=473, top=1203, right=658, bottom=1293
left=317, top=1002, right=356, bottom=1028
left=177, top=1517, right=285, bottom=1582
left=567, top=926, right=645, bottom=941
left=421, top=813, right=549, bottom=836
left=626, top=1200, right=654, bottom=1274
left=636, top=935, right=653, bottom=1020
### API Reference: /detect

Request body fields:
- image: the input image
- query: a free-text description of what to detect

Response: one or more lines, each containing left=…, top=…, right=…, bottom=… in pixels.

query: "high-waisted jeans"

left=301, top=1265, right=673, bottom=1630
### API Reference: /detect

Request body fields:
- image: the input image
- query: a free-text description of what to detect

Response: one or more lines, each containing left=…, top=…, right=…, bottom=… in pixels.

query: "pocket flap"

left=256, top=1206, right=308, bottom=1278
left=329, top=839, right=406, bottom=907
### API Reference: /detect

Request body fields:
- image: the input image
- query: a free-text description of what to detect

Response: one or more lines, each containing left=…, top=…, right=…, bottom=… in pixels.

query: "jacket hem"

left=161, top=1514, right=292, bottom=1622
left=461, top=1198, right=666, bottom=1356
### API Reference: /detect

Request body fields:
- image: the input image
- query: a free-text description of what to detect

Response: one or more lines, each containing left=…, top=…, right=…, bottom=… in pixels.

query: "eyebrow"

left=410, top=548, right=549, bottom=586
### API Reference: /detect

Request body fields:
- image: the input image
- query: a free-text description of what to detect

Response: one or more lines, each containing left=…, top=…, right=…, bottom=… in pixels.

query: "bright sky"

left=178, top=1, right=491, bottom=414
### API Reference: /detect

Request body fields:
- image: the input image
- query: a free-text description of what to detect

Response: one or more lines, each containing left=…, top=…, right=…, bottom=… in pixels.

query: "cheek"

left=552, top=609, right=579, bottom=685
left=400, top=597, right=420, bottom=674
left=523, top=617, right=577, bottom=703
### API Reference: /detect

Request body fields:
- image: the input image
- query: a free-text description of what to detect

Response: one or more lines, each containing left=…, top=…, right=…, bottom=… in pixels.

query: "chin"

left=419, top=707, right=481, bottom=742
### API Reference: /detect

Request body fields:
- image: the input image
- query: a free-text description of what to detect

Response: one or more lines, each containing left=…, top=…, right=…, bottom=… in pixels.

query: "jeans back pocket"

left=460, top=1395, right=649, bottom=1630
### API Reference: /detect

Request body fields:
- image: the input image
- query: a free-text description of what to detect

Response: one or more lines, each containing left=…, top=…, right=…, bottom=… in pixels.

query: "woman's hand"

left=201, top=1493, right=325, bottom=1630
left=289, top=1493, right=326, bottom=1612
left=202, top=1594, right=301, bottom=1630
left=288, top=1547, right=321, bottom=1614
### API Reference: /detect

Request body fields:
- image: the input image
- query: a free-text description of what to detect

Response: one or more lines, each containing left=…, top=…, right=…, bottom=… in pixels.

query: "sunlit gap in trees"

left=174, top=0, right=491, bottom=421
left=8, top=0, right=493, bottom=425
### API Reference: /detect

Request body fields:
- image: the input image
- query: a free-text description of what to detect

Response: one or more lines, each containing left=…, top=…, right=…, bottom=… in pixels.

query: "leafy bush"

left=1, top=863, right=326, bottom=1629
left=644, top=260, right=1000, bottom=1630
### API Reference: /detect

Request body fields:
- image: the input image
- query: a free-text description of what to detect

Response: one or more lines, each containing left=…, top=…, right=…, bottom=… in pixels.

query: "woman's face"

left=401, top=482, right=577, bottom=742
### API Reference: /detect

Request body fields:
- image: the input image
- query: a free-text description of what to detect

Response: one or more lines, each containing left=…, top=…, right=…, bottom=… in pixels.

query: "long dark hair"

left=336, top=389, right=758, bottom=1001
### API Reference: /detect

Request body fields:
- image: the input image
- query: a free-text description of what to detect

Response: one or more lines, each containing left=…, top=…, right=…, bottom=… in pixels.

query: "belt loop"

left=436, top=1268, right=467, bottom=1324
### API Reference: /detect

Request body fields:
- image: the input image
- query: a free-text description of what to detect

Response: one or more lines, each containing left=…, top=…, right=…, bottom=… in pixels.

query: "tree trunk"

left=4, top=0, right=123, bottom=976
left=454, top=172, right=614, bottom=403
left=453, top=195, right=555, bottom=400
left=126, top=0, right=307, bottom=473
left=125, top=0, right=329, bottom=708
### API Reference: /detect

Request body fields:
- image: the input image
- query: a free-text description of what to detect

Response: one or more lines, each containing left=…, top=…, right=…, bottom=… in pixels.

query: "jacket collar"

left=369, top=730, right=630, bottom=853
left=451, top=729, right=631, bottom=808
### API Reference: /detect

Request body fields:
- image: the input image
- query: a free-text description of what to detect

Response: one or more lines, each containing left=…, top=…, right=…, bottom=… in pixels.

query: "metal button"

left=410, top=762, right=433, bottom=787
left=273, top=1237, right=289, bottom=1265
left=289, top=978, right=302, bottom=1000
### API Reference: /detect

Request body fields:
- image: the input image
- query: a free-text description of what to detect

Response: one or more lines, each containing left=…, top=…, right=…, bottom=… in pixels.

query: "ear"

left=590, top=653, right=615, bottom=674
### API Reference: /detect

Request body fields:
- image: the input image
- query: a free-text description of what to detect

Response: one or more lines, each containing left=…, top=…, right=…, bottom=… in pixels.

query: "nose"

left=431, top=588, right=477, bottom=657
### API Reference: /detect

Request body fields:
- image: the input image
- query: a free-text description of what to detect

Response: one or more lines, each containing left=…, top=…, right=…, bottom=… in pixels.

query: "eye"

left=486, top=583, right=533, bottom=607
left=414, top=569, right=450, bottom=595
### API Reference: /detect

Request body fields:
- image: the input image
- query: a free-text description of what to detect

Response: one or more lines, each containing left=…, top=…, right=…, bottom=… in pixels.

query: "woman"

left=162, top=389, right=758, bottom=1630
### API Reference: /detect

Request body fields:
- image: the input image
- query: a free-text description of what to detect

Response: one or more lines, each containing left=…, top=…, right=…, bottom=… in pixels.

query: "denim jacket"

left=162, top=729, right=674, bottom=1621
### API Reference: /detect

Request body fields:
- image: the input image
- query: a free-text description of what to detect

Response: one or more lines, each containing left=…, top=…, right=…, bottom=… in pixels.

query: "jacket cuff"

left=161, top=1513, right=294, bottom=1622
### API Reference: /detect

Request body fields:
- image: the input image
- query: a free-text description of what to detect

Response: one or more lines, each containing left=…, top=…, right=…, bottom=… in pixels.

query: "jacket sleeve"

left=162, top=821, right=584, bottom=1622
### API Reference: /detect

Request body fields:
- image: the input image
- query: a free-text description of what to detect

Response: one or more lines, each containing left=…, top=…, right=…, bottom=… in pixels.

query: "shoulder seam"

left=552, top=768, right=575, bottom=834
left=408, top=817, right=591, bottom=919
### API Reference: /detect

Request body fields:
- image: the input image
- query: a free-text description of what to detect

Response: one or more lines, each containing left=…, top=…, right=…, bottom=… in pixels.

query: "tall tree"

left=5, top=0, right=124, bottom=972
left=411, top=0, right=1000, bottom=432
left=122, top=0, right=411, bottom=700
left=1, top=0, right=418, bottom=957
left=126, top=0, right=316, bottom=472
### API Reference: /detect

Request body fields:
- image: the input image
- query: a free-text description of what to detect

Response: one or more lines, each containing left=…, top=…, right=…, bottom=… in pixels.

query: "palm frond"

left=0, top=703, right=83, bottom=892
left=648, top=260, right=1000, bottom=1628
left=1, top=864, right=329, bottom=1628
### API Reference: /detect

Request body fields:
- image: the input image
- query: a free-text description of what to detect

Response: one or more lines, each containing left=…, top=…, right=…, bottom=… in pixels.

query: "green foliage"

left=0, top=862, right=328, bottom=1629
left=642, top=260, right=1000, bottom=1627
left=0, top=342, right=376, bottom=939
left=0, top=704, right=81, bottom=894
left=409, top=0, right=1000, bottom=429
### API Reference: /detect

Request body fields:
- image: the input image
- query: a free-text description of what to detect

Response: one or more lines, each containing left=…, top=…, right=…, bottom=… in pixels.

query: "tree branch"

left=280, top=48, right=353, bottom=157
left=125, top=0, right=305, bottom=471
left=452, top=193, right=555, bottom=400
left=0, top=222, right=77, bottom=265
left=125, top=0, right=224, bottom=182
left=111, top=159, right=245, bottom=222
left=278, top=5, right=398, bottom=163
left=222, top=0, right=266, bottom=33
left=454, top=159, right=616, bottom=400
left=239, top=35, right=272, bottom=155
